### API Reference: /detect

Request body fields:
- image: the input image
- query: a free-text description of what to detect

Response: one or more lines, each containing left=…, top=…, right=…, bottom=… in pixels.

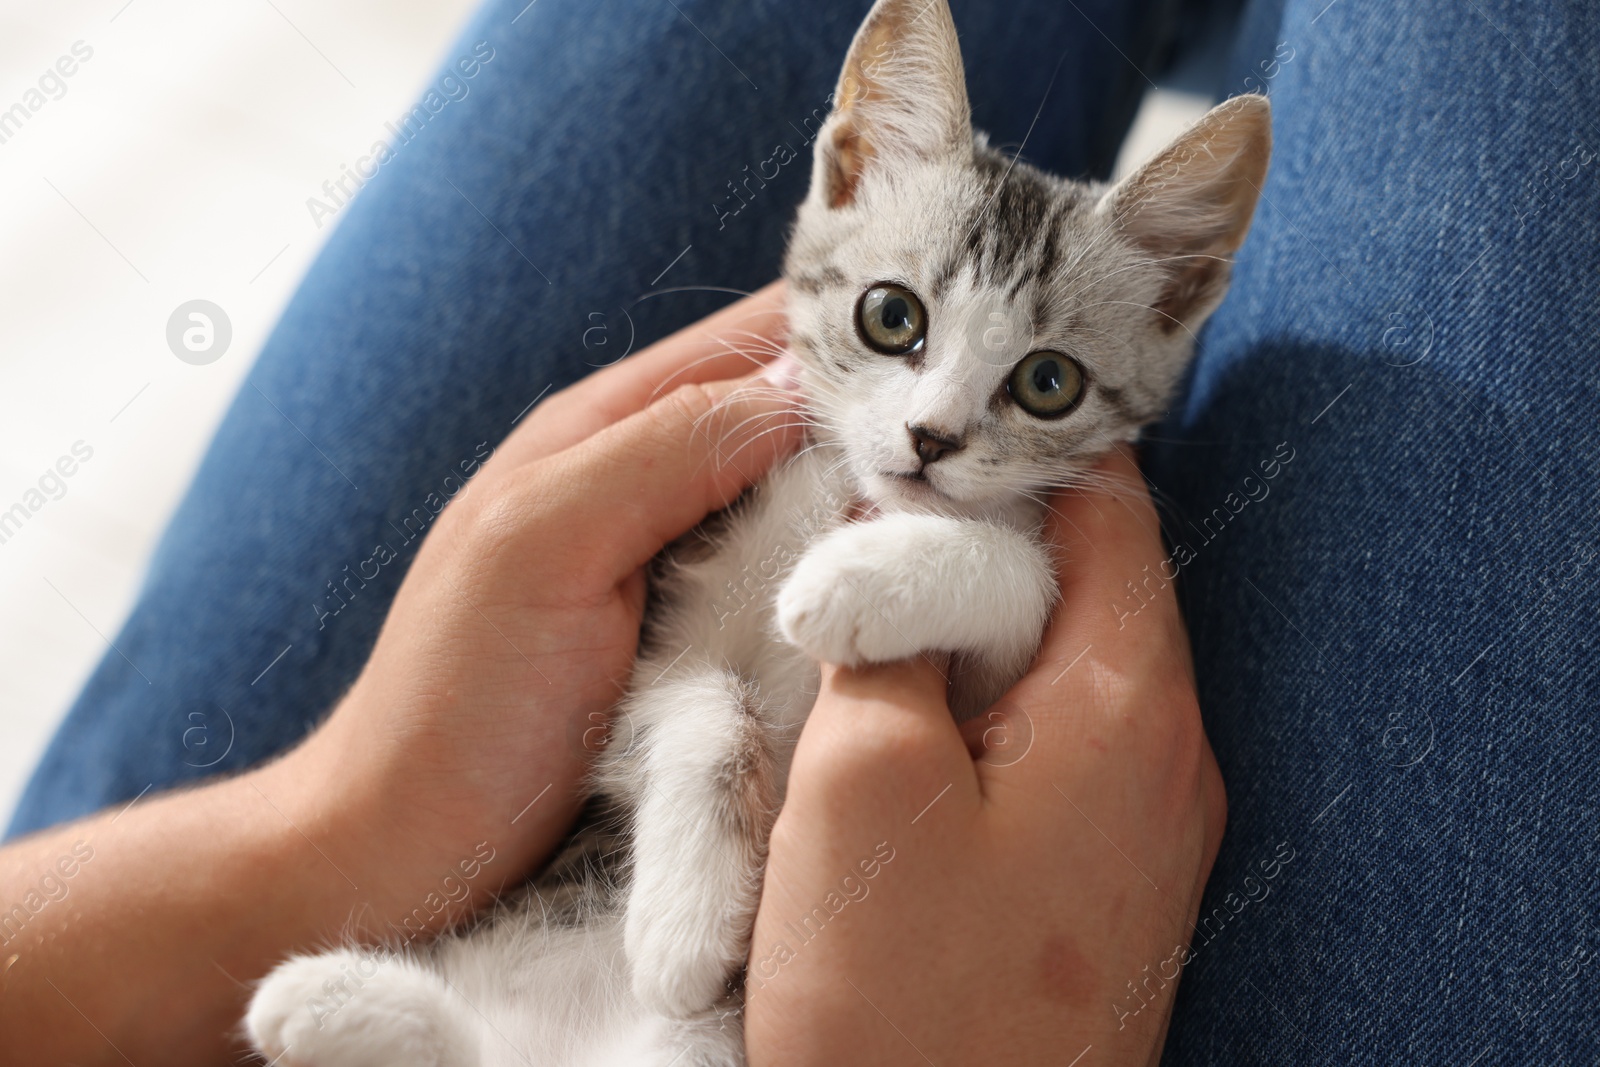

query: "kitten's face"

left=786, top=153, right=1180, bottom=518
left=782, top=0, right=1270, bottom=520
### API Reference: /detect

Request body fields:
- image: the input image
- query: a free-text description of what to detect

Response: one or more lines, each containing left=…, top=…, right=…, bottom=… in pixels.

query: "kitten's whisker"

left=683, top=384, right=809, bottom=437
left=644, top=320, right=795, bottom=399
left=719, top=328, right=790, bottom=357
left=650, top=351, right=771, bottom=403
left=705, top=404, right=819, bottom=441
left=723, top=420, right=816, bottom=463
left=698, top=415, right=816, bottom=474
left=700, top=409, right=793, bottom=441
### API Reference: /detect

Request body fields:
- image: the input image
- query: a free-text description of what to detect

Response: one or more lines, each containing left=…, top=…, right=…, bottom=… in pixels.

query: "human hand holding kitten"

left=748, top=449, right=1223, bottom=1067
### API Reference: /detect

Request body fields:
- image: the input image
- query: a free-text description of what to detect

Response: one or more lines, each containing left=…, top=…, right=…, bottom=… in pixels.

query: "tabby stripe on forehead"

left=965, top=152, right=1055, bottom=289
left=1010, top=198, right=1071, bottom=298
left=929, top=255, right=963, bottom=301
left=991, top=172, right=1051, bottom=277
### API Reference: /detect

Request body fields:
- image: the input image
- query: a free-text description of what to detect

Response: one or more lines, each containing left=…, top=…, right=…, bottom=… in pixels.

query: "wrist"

left=251, top=709, right=413, bottom=932
left=260, top=687, right=505, bottom=945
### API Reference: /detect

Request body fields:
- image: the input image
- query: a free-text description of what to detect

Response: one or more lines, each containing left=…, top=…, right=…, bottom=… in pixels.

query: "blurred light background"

left=0, top=0, right=1208, bottom=824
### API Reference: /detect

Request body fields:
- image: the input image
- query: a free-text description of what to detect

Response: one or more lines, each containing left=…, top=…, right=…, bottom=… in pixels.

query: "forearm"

left=0, top=751, right=377, bottom=1064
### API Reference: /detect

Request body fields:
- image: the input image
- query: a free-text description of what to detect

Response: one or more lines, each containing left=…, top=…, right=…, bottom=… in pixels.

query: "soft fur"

left=246, top=1, right=1270, bottom=1063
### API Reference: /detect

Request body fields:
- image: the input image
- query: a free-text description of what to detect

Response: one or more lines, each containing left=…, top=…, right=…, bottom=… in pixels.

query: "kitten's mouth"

left=877, top=469, right=951, bottom=502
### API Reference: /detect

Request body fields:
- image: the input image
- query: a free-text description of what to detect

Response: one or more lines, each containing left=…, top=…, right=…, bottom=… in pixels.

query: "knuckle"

left=457, top=479, right=527, bottom=557
left=658, top=381, right=720, bottom=432
left=856, top=715, right=951, bottom=769
left=842, top=726, right=951, bottom=806
left=1067, top=650, right=1214, bottom=810
left=1078, top=655, right=1141, bottom=724
left=801, top=709, right=950, bottom=800
left=455, top=468, right=559, bottom=563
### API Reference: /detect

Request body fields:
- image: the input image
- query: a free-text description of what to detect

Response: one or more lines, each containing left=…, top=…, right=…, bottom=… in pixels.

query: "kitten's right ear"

left=811, top=0, right=972, bottom=209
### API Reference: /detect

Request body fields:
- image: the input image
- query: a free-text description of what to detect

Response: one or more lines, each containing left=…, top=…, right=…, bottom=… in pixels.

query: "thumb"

left=546, top=371, right=804, bottom=580
left=785, top=659, right=978, bottom=830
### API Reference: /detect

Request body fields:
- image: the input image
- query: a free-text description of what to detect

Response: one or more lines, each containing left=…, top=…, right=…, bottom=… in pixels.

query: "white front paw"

left=777, top=514, right=1055, bottom=675
left=776, top=543, right=919, bottom=666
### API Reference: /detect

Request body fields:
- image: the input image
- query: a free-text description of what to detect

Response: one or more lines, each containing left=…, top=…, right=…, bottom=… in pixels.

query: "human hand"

left=263, top=282, right=802, bottom=933
left=0, top=286, right=803, bottom=1067
left=745, top=448, right=1224, bottom=1066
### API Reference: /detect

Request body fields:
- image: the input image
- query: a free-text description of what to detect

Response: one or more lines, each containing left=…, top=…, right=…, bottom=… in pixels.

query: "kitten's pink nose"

left=908, top=424, right=963, bottom=466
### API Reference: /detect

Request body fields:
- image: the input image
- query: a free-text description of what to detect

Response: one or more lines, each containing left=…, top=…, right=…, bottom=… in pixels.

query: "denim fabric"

left=11, top=0, right=1600, bottom=1060
left=1146, top=0, right=1600, bottom=1060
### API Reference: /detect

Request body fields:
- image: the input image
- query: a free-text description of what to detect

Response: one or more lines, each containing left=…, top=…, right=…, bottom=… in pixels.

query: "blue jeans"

left=12, top=0, right=1599, bottom=1059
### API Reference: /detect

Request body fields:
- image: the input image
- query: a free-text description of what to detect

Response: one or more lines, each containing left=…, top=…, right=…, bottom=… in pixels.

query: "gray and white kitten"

left=246, top=1, right=1270, bottom=1063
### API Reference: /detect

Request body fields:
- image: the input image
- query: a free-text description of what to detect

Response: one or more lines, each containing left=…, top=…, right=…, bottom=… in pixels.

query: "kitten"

left=246, top=0, right=1270, bottom=1063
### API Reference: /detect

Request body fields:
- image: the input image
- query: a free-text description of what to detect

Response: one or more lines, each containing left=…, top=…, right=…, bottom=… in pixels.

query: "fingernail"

left=759, top=354, right=802, bottom=393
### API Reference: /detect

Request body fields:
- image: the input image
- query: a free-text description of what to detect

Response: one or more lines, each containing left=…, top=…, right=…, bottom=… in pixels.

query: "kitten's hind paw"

left=247, top=948, right=479, bottom=1067
left=627, top=905, right=744, bottom=1018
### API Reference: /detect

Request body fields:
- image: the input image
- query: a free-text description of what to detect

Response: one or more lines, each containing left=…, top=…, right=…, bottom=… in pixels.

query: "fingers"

left=528, top=371, right=804, bottom=581
left=754, top=658, right=976, bottom=1002
left=492, top=282, right=788, bottom=469
left=785, top=658, right=978, bottom=831
left=984, top=447, right=1202, bottom=787
left=1035, top=446, right=1192, bottom=677
left=821, top=658, right=953, bottom=729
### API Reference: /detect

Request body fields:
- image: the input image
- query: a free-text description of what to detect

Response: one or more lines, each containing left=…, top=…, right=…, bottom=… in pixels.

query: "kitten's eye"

left=1008, top=350, right=1085, bottom=418
left=856, top=283, right=926, bottom=355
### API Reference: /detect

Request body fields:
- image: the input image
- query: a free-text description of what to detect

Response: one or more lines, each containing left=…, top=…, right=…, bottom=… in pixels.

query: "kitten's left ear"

left=1099, top=94, right=1273, bottom=333
left=811, top=0, right=972, bottom=209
